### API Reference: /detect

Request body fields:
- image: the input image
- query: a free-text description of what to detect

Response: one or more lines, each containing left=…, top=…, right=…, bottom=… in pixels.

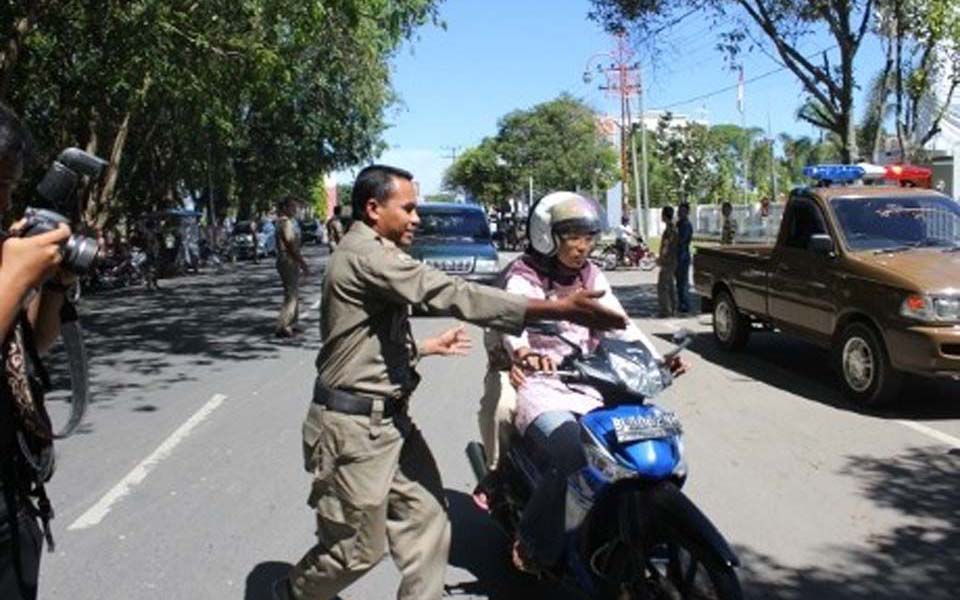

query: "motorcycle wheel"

left=639, top=255, right=657, bottom=271
left=592, top=484, right=742, bottom=600
left=601, top=249, right=618, bottom=271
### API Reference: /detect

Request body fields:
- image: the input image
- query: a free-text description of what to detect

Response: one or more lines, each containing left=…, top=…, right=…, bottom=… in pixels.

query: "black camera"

left=21, top=148, right=108, bottom=272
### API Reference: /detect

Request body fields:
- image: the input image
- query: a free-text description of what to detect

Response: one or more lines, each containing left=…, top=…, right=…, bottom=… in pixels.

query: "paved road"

left=37, top=245, right=960, bottom=599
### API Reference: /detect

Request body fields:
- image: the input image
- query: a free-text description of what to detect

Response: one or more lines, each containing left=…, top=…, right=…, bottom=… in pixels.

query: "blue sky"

left=339, top=0, right=887, bottom=194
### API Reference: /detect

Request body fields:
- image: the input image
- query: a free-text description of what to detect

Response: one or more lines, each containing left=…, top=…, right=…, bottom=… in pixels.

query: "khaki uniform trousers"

left=657, top=263, right=678, bottom=317
left=291, top=407, right=450, bottom=600
left=277, top=259, right=301, bottom=331
left=476, top=369, right=517, bottom=469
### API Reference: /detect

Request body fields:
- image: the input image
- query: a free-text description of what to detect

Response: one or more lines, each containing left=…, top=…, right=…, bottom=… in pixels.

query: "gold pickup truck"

left=694, top=184, right=960, bottom=407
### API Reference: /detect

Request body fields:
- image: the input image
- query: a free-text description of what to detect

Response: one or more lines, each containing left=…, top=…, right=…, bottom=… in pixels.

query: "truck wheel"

left=834, top=322, right=903, bottom=408
left=712, top=290, right=750, bottom=351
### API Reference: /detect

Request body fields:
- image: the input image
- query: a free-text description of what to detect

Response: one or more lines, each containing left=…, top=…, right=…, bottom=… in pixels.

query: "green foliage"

left=0, top=0, right=441, bottom=229
left=588, top=0, right=877, bottom=163
left=310, top=176, right=329, bottom=219
left=335, top=183, right=354, bottom=210
left=442, top=138, right=511, bottom=206
left=444, top=94, right=619, bottom=206
left=423, top=192, right=457, bottom=203
left=872, top=0, right=960, bottom=160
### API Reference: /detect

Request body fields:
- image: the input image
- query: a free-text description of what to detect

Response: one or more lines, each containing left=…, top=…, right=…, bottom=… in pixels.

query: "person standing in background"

left=657, top=205, right=678, bottom=317
left=675, top=202, right=693, bottom=313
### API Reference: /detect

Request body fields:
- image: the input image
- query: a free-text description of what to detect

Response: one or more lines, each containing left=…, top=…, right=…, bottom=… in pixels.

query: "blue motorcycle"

left=466, top=327, right=742, bottom=599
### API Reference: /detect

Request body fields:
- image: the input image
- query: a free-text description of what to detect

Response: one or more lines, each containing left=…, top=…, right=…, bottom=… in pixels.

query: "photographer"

left=0, top=104, right=74, bottom=600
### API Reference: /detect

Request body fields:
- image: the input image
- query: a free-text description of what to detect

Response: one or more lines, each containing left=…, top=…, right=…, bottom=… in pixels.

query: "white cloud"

left=332, top=147, right=449, bottom=196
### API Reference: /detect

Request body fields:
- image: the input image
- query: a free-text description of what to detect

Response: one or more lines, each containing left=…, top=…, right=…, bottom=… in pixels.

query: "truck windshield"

left=830, top=196, right=960, bottom=252
left=417, top=209, right=491, bottom=241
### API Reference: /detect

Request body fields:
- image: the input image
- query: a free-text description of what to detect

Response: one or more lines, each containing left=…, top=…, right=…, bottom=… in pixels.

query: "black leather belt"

left=312, top=381, right=406, bottom=418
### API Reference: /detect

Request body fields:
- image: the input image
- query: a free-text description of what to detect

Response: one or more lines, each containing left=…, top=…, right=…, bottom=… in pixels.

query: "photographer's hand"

left=1, top=223, right=70, bottom=291
left=0, top=223, right=70, bottom=341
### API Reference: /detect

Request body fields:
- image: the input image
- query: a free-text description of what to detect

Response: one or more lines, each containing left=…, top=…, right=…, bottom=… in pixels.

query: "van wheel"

left=834, top=322, right=903, bottom=407
left=712, top=290, right=750, bottom=351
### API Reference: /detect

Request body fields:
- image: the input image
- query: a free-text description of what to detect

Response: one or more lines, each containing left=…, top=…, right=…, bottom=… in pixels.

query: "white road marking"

left=68, top=393, right=228, bottom=531
left=310, top=296, right=321, bottom=310
left=894, top=420, right=960, bottom=449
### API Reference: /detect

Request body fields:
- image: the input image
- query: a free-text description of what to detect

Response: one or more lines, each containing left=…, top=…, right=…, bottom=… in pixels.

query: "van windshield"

left=830, top=196, right=960, bottom=252
left=417, top=208, right=491, bottom=241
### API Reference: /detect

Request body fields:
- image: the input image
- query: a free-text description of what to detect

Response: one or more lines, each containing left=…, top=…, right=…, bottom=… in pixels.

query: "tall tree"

left=875, top=0, right=960, bottom=161
left=589, top=0, right=877, bottom=163
left=1, top=0, right=441, bottom=230
left=444, top=94, right=619, bottom=205
left=653, top=112, right=711, bottom=203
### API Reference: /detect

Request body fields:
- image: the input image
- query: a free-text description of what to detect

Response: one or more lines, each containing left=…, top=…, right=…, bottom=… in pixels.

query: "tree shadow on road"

left=662, top=330, right=960, bottom=420
left=43, top=251, right=324, bottom=408
left=445, top=490, right=587, bottom=600
left=244, top=561, right=293, bottom=600
left=737, top=446, right=960, bottom=599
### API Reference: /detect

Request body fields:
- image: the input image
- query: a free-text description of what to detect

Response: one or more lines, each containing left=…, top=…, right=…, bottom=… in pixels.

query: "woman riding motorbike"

left=495, top=192, right=684, bottom=572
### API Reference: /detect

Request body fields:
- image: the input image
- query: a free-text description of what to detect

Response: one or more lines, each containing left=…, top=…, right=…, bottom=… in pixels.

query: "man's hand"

left=557, top=289, right=627, bottom=331
left=0, top=223, right=70, bottom=292
left=421, top=324, right=472, bottom=357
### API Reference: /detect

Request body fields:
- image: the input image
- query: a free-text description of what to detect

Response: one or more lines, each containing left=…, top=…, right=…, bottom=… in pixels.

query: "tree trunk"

left=90, top=109, right=133, bottom=230
left=0, top=3, right=39, bottom=100
left=79, top=107, right=101, bottom=226
left=840, top=38, right=859, bottom=164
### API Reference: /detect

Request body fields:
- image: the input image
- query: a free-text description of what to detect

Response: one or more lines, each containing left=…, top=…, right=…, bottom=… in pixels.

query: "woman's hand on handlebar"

left=509, top=348, right=555, bottom=388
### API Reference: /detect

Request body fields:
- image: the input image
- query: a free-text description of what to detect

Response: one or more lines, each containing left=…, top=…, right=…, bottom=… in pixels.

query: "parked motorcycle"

left=83, top=247, right=147, bottom=291
left=592, top=238, right=657, bottom=271
left=466, top=327, right=742, bottom=599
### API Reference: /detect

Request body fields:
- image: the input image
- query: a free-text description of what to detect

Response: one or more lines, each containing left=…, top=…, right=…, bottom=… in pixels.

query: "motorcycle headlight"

left=474, top=258, right=499, bottom=274
left=901, top=294, right=960, bottom=323
left=580, top=427, right=634, bottom=482
left=608, top=352, right=663, bottom=397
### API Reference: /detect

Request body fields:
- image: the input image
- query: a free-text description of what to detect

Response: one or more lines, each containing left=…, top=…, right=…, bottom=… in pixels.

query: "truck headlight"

left=901, top=294, right=960, bottom=322
left=474, top=258, right=499, bottom=274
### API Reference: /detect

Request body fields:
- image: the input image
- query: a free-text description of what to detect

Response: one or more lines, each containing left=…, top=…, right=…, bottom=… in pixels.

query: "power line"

left=650, top=45, right=838, bottom=112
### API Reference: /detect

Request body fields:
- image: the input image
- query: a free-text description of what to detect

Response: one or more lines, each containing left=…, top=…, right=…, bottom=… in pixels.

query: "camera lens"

left=63, top=235, right=99, bottom=272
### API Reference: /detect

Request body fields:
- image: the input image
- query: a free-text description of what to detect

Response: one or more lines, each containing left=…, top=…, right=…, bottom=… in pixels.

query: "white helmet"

left=527, top=192, right=603, bottom=256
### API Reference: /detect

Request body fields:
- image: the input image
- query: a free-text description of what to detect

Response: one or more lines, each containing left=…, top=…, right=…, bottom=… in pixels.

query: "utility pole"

left=442, top=146, right=460, bottom=163
left=585, top=33, right=646, bottom=233
left=768, top=111, right=778, bottom=202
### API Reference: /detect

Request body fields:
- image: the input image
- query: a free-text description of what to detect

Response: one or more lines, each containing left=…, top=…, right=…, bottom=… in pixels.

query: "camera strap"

left=54, top=299, right=88, bottom=439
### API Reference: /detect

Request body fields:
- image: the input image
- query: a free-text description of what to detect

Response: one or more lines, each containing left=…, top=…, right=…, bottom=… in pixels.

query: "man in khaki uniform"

left=282, top=165, right=627, bottom=600
left=275, top=198, right=309, bottom=337
left=657, top=205, right=678, bottom=317
left=324, top=205, right=344, bottom=252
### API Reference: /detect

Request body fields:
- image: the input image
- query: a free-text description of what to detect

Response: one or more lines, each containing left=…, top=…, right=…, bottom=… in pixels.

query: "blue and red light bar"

left=802, top=164, right=866, bottom=184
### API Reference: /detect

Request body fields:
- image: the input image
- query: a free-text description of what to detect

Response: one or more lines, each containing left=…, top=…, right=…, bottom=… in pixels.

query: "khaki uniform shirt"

left=277, top=216, right=300, bottom=264
left=721, top=216, right=737, bottom=245
left=315, top=221, right=527, bottom=401
left=659, top=223, right=678, bottom=268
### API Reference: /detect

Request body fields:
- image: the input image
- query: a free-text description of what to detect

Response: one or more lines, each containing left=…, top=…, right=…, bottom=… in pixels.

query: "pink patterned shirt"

left=503, top=264, right=659, bottom=433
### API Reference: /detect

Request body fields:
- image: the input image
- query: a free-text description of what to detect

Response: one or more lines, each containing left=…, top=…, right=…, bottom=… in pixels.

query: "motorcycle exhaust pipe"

left=465, top=441, right=489, bottom=483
